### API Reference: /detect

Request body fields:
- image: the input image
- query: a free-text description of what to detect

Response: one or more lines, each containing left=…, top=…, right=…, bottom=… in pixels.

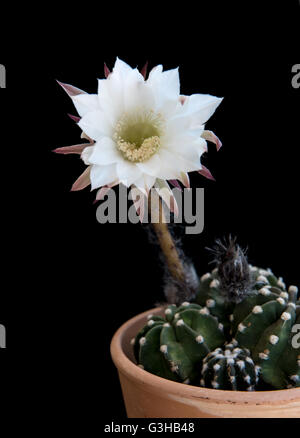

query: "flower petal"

left=169, top=179, right=182, bottom=191
left=124, top=69, right=155, bottom=112
left=147, top=66, right=180, bottom=101
left=147, top=64, right=163, bottom=82
left=178, top=172, right=190, bottom=188
left=113, top=57, right=133, bottom=78
left=147, top=66, right=180, bottom=116
left=53, top=143, right=91, bottom=155
left=134, top=174, right=156, bottom=195
left=191, top=137, right=208, bottom=158
left=164, top=135, right=206, bottom=163
left=80, top=132, right=94, bottom=142
left=140, top=61, right=148, bottom=79
left=88, top=137, right=121, bottom=165
left=97, top=58, right=133, bottom=123
left=78, top=110, right=113, bottom=141
left=104, top=62, right=111, bottom=78
left=98, top=77, right=124, bottom=124
left=71, top=94, right=100, bottom=118
left=156, top=148, right=200, bottom=179
left=160, top=68, right=180, bottom=100
left=198, top=165, right=215, bottom=181
left=93, top=184, right=118, bottom=203
left=68, top=114, right=81, bottom=123
left=130, top=187, right=147, bottom=222
left=90, top=164, right=118, bottom=190
left=71, top=167, right=91, bottom=191
left=136, top=154, right=161, bottom=177
left=116, top=160, right=142, bottom=187
left=201, top=130, right=222, bottom=151
left=57, top=81, right=86, bottom=97
left=155, top=179, right=179, bottom=216
left=181, top=93, right=223, bottom=126
left=81, top=145, right=94, bottom=164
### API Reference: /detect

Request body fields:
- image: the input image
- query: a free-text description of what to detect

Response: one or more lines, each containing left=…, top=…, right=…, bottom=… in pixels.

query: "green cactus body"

left=194, top=265, right=300, bottom=389
left=278, top=313, right=300, bottom=388
left=133, top=303, right=225, bottom=384
left=232, top=275, right=300, bottom=389
left=200, top=341, right=259, bottom=391
left=194, top=266, right=284, bottom=335
left=132, top=259, right=299, bottom=390
left=194, top=270, right=234, bottom=334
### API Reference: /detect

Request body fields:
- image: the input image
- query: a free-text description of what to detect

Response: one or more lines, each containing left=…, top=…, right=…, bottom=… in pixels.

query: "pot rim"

left=110, top=306, right=300, bottom=404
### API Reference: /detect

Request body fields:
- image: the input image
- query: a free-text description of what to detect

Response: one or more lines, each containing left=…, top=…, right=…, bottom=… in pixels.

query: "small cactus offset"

left=132, top=302, right=225, bottom=384
left=200, top=341, right=259, bottom=391
left=133, top=237, right=300, bottom=391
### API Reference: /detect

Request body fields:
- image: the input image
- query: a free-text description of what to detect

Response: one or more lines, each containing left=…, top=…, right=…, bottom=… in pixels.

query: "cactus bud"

left=207, top=236, right=252, bottom=303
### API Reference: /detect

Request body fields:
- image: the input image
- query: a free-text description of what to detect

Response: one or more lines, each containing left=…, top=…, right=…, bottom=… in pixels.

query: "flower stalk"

left=148, top=192, right=199, bottom=304
left=149, top=193, right=186, bottom=284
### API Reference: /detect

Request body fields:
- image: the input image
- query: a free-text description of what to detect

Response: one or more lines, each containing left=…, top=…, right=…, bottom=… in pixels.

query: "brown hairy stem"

left=148, top=192, right=185, bottom=284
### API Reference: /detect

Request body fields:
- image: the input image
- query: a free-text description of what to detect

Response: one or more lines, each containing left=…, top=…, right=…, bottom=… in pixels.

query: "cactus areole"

left=133, top=239, right=300, bottom=391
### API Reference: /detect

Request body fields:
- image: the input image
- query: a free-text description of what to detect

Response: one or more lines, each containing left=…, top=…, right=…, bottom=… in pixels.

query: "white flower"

left=54, top=58, right=223, bottom=208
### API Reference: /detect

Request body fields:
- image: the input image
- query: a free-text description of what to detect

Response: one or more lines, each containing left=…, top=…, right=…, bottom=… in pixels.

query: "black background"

left=0, top=0, right=299, bottom=426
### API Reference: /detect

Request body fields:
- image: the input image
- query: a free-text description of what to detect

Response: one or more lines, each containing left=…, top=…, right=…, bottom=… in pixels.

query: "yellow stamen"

left=114, top=110, right=164, bottom=163
left=117, top=136, right=160, bottom=163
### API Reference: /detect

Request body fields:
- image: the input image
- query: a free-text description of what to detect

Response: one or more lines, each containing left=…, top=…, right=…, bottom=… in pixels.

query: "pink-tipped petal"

left=169, top=179, right=182, bottom=191
left=131, top=187, right=146, bottom=222
left=178, top=172, right=190, bottom=189
left=80, top=132, right=94, bottom=143
left=135, top=201, right=145, bottom=223
left=179, top=95, right=187, bottom=105
left=68, top=113, right=81, bottom=123
left=106, top=179, right=120, bottom=189
left=169, top=194, right=179, bottom=217
left=140, top=61, right=149, bottom=79
left=53, top=143, right=89, bottom=155
left=71, top=167, right=91, bottom=191
left=57, top=80, right=87, bottom=97
left=155, top=181, right=179, bottom=217
left=94, top=186, right=111, bottom=203
left=201, top=130, right=222, bottom=151
left=104, top=63, right=111, bottom=78
left=198, top=165, right=216, bottom=181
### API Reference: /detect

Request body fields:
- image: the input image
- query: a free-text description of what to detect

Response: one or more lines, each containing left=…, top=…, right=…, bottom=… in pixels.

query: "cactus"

left=132, top=237, right=300, bottom=390
left=194, top=269, right=234, bottom=336
left=200, top=340, right=259, bottom=391
left=132, top=303, right=225, bottom=384
left=277, top=312, right=300, bottom=388
left=232, top=283, right=300, bottom=389
left=193, top=265, right=286, bottom=338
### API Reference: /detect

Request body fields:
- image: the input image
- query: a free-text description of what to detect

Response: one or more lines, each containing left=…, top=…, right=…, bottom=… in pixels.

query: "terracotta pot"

left=110, top=307, right=300, bottom=418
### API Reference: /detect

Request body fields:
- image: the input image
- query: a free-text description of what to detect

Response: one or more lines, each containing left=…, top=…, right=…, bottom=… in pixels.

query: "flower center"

left=114, top=110, right=164, bottom=162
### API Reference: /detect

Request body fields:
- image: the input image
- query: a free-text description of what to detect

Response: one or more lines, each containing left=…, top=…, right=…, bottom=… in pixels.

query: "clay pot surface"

left=110, top=307, right=300, bottom=418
